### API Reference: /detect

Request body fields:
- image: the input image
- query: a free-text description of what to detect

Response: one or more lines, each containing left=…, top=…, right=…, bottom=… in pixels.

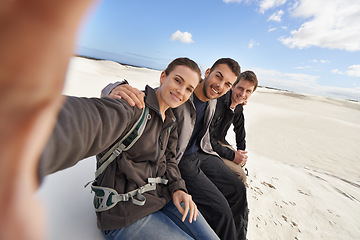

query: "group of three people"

left=40, top=56, right=257, bottom=240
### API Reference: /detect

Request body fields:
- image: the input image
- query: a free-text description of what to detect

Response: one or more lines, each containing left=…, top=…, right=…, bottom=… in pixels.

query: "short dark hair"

left=234, top=70, right=258, bottom=92
left=209, top=58, right=241, bottom=78
left=164, top=57, right=201, bottom=81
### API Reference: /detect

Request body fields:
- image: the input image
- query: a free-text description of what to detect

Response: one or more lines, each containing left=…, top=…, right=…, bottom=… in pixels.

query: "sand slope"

left=37, top=57, right=360, bottom=239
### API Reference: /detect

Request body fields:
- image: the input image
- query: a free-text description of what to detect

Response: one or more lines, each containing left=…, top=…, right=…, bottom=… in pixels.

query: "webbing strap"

left=92, top=177, right=168, bottom=212
left=95, top=107, right=149, bottom=179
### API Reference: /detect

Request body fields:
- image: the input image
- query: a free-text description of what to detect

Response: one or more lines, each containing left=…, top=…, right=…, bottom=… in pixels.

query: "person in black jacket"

left=209, top=71, right=258, bottom=186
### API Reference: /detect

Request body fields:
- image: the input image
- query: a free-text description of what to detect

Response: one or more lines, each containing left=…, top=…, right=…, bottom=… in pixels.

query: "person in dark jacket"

left=209, top=70, right=258, bottom=186
left=40, top=58, right=219, bottom=240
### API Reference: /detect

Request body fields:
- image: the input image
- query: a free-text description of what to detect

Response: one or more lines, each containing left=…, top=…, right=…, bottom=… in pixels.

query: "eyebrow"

left=216, top=71, right=224, bottom=79
left=176, top=74, right=195, bottom=90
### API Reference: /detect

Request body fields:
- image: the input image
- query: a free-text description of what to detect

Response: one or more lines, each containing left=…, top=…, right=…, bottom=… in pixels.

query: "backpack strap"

left=95, top=106, right=150, bottom=179
left=92, top=177, right=168, bottom=212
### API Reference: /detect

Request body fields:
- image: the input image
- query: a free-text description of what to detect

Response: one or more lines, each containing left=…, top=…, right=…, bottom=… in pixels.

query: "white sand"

left=37, top=57, right=360, bottom=239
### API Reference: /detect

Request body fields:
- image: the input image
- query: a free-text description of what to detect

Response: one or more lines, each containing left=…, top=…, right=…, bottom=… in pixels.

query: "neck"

left=155, top=90, right=168, bottom=121
left=230, top=99, right=237, bottom=109
left=193, top=81, right=208, bottom=102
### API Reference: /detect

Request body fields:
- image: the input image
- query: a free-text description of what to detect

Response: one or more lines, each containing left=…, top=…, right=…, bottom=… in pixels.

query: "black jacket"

left=209, top=90, right=246, bottom=161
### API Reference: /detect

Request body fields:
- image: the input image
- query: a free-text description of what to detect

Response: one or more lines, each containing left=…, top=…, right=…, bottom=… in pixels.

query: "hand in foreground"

left=173, top=190, right=198, bottom=223
left=233, top=150, right=248, bottom=167
left=109, top=84, right=145, bottom=109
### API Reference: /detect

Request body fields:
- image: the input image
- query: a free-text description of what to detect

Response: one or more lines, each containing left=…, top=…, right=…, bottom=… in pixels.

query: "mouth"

left=210, top=87, right=220, bottom=95
left=236, top=95, right=245, bottom=102
left=170, top=92, right=182, bottom=102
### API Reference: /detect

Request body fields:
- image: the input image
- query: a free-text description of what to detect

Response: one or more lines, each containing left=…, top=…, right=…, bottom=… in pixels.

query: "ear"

left=204, top=68, right=211, bottom=78
left=160, top=71, right=166, bottom=85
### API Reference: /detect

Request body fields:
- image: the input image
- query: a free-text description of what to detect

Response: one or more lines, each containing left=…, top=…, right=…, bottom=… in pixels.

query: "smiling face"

left=231, top=78, right=255, bottom=107
left=198, top=63, right=238, bottom=101
left=157, top=65, right=200, bottom=110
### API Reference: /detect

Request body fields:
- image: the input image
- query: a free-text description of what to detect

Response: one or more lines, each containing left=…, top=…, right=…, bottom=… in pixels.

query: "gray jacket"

left=102, top=81, right=219, bottom=163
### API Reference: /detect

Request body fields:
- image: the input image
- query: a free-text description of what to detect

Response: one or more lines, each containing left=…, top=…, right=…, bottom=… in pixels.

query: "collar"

left=144, top=85, right=176, bottom=124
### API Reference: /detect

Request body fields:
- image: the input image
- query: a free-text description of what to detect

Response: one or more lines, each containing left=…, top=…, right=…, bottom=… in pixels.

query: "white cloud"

left=279, top=0, right=360, bottom=51
left=259, top=0, right=287, bottom=13
left=295, top=66, right=310, bottom=69
left=268, top=27, right=277, bottom=32
left=267, top=9, right=284, bottom=22
left=311, top=59, right=330, bottom=64
left=170, top=30, right=194, bottom=44
left=332, top=65, right=360, bottom=77
left=248, top=39, right=259, bottom=48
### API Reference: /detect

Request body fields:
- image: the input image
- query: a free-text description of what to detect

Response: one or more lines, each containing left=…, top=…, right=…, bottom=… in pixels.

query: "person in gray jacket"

left=102, top=58, right=248, bottom=240
left=40, top=58, right=219, bottom=240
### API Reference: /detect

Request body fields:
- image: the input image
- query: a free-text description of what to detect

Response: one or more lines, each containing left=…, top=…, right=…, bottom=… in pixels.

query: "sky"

left=76, top=0, right=360, bottom=101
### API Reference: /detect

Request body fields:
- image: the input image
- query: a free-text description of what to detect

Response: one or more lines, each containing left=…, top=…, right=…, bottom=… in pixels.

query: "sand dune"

left=37, top=57, right=360, bottom=239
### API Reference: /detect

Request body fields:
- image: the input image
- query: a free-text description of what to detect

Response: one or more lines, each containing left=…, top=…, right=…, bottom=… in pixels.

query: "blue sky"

left=76, top=0, right=360, bottom=101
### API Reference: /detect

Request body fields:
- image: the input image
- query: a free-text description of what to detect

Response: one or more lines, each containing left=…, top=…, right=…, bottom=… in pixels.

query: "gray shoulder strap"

left=95, top=106, right=150, bottom=179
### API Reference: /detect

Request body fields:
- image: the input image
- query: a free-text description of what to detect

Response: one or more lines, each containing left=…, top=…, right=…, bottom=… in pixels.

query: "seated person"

left=40, top=58, right=219, bottom=240
left=209, top=70, right=258, bottom=186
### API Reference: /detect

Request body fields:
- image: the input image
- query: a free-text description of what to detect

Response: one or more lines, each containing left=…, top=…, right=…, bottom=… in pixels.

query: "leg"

left=102, top=211, right=193, bottom=240
left=198, top=152, right=248, bottom=240
left=0, top=1, right=95, bottom=240
left=219, top=142, right=248, bottom=186
left=222, top=158, right=248, bottom=187
left=161, top=200, right=219, bottom=240
left=178, top=153, right=237, bottom=240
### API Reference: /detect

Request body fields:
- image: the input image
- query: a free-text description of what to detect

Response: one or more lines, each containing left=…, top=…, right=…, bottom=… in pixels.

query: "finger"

left=189, top=201, right=197, bottom=223
left=108, top=93, right=123, bottom=100
left=182, top=200, right=190, bottom=222
left=189, top=202, right=194, bottom=223
left=124, top=90, right=145, bottom=109
left=174, top=199, right=185, bottom=215
left=134, top=92, right=145, bottom=109
left=117, top=92, right=136, bottom=106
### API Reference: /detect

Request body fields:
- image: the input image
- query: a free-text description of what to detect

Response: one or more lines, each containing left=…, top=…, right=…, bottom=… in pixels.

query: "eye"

left=186, top=87, right=193, bottom=93
left=175, top=77, right=181, bottom=83
left=226, top=82, right=232, bottom=88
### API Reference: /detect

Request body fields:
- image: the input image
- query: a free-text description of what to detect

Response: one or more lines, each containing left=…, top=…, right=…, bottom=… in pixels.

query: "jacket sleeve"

left=100, top=80, right=128, bottom=97
left=233, top=105, right=246, bottom=150
left=209, top=106, right=236, bottom=161
left=164, top=123, right=188, bottom=195
left=38, top=96, right=138, bottom=182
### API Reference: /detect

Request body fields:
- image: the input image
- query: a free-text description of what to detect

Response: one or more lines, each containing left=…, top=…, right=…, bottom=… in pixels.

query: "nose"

left=240, top=89, right=246, bottom=97
left=177, top=86, right=186, bottom=96
left=217, top=81, right=225, bottom=90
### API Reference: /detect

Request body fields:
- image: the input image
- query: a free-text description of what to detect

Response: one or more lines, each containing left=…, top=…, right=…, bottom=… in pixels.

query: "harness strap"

left=95, top=107, right=149, bottom=179
left=92, top=177, right=168, bottom=212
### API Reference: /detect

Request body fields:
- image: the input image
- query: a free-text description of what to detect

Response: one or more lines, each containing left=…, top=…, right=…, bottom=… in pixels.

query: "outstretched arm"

left=0, top=1, right=96, bottom=240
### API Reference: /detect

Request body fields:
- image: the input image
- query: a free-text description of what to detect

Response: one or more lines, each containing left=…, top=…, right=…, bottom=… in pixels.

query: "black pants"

left=178, top=151, right=248, bottom=240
